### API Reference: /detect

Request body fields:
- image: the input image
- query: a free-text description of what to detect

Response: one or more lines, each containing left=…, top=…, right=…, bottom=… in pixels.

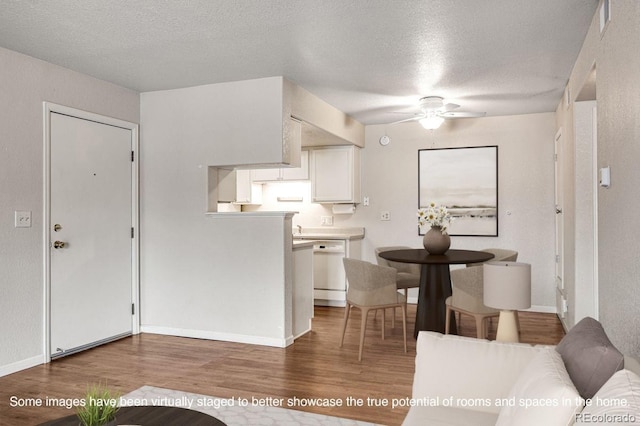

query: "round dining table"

left=378, top=248, right=494, bottom=338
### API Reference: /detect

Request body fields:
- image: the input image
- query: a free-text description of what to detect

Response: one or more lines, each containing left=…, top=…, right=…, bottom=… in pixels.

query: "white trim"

left=393, top=301, right=556, bottom=314
left=42, top=102, right=140, bottom=364
left=0, top=355, right=42, bottom=378
left=524, top=305, right=558, bottom=314
left=592, top=105, right=599, bottom=320
left=140, top=326, right=294, bottom=348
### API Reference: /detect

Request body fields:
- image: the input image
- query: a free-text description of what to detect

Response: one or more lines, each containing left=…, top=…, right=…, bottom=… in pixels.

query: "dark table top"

left=38, top=405, right=226, bottom=426
left=378, top=248, right=494, bottom=265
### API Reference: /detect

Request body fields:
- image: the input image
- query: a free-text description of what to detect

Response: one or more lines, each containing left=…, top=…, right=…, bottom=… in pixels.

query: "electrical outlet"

left=363, top=196, right=370, bottom=206
left=380, top=211, right=390, bottom=221
left=15, top=211, right=31, bottom=228
left=321, top=216, right=334, bottom=226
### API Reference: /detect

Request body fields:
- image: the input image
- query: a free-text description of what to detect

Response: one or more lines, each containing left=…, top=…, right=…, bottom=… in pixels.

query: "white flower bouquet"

left=417, top=202, right=452, bottom=234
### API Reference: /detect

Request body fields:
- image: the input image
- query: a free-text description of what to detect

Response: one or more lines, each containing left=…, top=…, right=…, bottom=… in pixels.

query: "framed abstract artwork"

left=418, top=146, right=498, bottom=236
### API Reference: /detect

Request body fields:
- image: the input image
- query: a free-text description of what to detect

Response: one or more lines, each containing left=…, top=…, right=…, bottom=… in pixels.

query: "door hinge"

left=131, top=151, right=135, bottom=162
left=131, top=227, right=134, bottom=238
left=131, top=303, right=135, bottom=315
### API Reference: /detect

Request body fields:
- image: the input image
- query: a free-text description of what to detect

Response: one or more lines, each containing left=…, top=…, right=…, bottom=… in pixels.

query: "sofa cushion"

left=578, top=369, right=640, bottom=424
left=402, top=405, right=498, bottom=426
left=556, top=317, right=624, bottom=399
left=496, top=348, right=582, bottom=426
left=412, top=332, right=546, bottom=415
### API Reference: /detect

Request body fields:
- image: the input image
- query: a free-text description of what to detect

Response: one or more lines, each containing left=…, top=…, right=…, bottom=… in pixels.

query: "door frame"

left=42, top=102, right=140, bottom=362
left=554, top=127, right=566, bottom=320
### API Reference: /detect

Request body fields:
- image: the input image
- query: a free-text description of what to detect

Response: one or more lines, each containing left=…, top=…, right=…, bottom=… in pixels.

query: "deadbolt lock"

left=53, top=241, right=66, bottom=249
left=54, top=224, right=62, bottom=232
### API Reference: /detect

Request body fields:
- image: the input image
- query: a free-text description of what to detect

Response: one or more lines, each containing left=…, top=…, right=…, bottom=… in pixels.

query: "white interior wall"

left=248, top=113, right=557, bottom=310
left=0, top=46, right=139, bottom=375
left=140, top=89, right=295, bottom=347
left=556, top=0, right=640, bottom=356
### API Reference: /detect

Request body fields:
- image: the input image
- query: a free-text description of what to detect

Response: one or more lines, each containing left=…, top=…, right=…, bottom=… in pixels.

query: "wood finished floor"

left=0, top=306, right=565, bottom=426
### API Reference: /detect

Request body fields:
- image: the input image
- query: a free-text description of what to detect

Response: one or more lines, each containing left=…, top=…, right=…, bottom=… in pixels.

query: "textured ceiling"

left=0, top=0, right=598, bottom=124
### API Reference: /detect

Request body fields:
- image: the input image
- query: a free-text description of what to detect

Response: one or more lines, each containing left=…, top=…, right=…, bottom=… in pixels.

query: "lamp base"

left=496, top=310, right=519, bottom=343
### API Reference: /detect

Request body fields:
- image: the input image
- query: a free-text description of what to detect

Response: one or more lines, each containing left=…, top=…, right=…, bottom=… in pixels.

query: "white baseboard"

left=140, top=326, right=293, bottom=348
left=406, top=300, right=557, bottom=315
left=0, top=355, right=42, bottom=378
left=525, top=305, right=558, bottom=314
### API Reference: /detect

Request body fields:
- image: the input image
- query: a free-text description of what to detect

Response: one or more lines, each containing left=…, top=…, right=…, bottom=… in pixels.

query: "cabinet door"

left=312, top=147, right=353, bottom=202
left=251, top=168, right=281, bottom=182
left=217, top=168, right=236, bottom=202
left=235, top=169, right=253, bottom=203
left=281, top=150, right=309, bottom=181
left=236, top=170, right=263, bottom=204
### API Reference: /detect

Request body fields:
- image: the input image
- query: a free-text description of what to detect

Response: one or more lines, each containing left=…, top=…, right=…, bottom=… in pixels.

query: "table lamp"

left=483, top=261, right=531, bottom=343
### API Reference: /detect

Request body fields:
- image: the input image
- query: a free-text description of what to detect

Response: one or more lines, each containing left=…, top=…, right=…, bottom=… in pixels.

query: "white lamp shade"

left=483, top=261, right=531, bottom=310
left=419, top=116, right=444, bottom=129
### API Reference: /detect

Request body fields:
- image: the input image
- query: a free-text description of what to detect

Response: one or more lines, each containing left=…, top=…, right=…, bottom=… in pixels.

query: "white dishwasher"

left=312, top=240, right=347, bottom=306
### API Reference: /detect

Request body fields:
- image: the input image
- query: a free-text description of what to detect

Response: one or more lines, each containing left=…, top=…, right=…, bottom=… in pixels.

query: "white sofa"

left=403, top=318, right=640, bottom=425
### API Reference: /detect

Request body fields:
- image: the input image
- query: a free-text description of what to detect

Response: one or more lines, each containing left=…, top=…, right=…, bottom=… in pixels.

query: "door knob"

left=555, top=207, right=563, bottom=214
left=53, top=241, right=66, bottom=249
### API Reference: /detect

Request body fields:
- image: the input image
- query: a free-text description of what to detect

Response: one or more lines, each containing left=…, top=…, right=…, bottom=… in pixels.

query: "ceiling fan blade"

left=441, top=103, right=460, bottom=112
left=389, top=115, right=424, bottom=125
left=439, top=111, right=486, bottom=118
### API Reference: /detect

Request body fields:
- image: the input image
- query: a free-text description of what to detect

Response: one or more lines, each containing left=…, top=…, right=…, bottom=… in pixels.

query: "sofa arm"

left=411, top=332, right=549, bottom=414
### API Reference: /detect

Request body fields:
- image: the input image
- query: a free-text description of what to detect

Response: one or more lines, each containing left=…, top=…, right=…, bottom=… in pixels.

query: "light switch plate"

left=321, top=216, right=334, bottom=226
left=15, top=211, right=31, bottom=228
left=599, top=166, right=611, bottom=188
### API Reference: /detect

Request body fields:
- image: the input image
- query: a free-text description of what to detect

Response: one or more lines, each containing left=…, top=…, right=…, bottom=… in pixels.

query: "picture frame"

left=418, top=146, right=498, bottom=236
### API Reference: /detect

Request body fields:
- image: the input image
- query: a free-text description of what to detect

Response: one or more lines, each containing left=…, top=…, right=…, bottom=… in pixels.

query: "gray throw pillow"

left=556, top=317, right=624, bottom=400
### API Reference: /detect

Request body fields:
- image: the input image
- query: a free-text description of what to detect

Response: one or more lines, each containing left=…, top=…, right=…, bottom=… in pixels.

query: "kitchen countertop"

left=292, top=227, right=365, bottom=241
left=292, top=240, right=315, bottom=250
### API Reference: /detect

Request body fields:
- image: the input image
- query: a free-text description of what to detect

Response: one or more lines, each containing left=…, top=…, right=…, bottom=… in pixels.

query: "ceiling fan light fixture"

left=419, top=115, right=444, bottom=130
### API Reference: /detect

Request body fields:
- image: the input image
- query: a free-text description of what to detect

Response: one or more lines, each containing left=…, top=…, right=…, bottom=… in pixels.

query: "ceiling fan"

left=391, top=96, right=486, bottom=129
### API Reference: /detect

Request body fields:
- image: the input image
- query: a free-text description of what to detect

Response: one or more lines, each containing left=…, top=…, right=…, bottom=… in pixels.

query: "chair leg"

left=401, top=304, right=407, bottom=353
left=474, top=315, right=484, bottom=339
left=381, top=308, right=386, bottom=340
left=359, top=307, right=370, bottom=362
left=391, top=307, right=396, bottom=329
left=445, top=306, right=451, bottom=335
left=515, top=311, right=521, bottom=334
left=339, top=304, right=351, bottom=347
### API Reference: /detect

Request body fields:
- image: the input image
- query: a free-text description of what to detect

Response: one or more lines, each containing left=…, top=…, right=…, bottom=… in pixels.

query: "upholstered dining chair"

left=466, top=248, right=518, bottom=267
left=445, top=249, right=519, bottom=339
left=374, top=246, right=421, bottom=298
left=340, top=258, right=408, bottom=361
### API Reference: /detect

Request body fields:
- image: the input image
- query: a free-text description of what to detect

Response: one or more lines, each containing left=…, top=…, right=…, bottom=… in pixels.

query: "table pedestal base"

left=415, top=264, right=457, bottom=338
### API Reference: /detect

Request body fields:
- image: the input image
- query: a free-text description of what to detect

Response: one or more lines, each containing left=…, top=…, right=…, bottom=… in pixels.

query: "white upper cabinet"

left=310, top=146, right=361, bottom=203
left=217, top=169, right=262, bottom=205
left=251, top=168, right=281, bottom=182
left=253, top=149, right=309, bottom=182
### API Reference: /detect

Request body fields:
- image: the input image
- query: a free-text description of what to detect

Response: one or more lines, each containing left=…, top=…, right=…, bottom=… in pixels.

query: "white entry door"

left=48, top=110, right=136, bottom=358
